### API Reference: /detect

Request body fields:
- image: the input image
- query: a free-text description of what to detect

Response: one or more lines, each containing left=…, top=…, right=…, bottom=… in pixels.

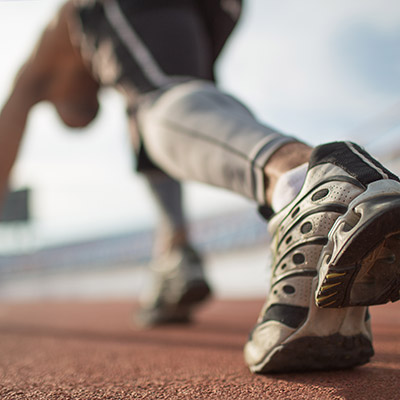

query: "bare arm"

left=0, top=58, right=46, bottom=205
left=0, top=1, right=79, bottom=205
left=0, top=94, right=27, bottom=204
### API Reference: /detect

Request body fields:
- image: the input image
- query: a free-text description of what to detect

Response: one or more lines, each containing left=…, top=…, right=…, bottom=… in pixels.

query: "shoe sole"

left=316, top=180, right=400, bottom=308
left=135, top=279, right=211, bottom=327
left=177, top=279, right=212, bottom=306
left=249, top=333, right=373, bottom=374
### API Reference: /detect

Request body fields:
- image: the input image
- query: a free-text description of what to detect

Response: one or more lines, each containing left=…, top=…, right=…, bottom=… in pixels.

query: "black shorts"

left=70, top=0, right=242, bottom=171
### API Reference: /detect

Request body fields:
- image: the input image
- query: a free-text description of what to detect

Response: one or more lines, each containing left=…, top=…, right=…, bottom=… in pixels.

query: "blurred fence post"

left=0, top=188, right=34, bottom=254
left=0, top=188, right=30, bottom=223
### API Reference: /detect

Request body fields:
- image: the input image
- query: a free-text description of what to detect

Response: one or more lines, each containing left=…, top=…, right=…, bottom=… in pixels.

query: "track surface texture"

left=1, top=299, right=400, bottom=399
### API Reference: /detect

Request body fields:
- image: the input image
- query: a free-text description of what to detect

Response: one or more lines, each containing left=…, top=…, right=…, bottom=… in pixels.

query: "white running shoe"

left=245, top=141, right=400, bottom=373
left=135, top=244, right=211, bottom=327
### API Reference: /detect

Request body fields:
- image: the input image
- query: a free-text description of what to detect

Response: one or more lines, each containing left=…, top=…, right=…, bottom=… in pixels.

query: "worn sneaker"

left=135, top=244, right=211, bottom=327
left=244, top=141, right=400, bottom=373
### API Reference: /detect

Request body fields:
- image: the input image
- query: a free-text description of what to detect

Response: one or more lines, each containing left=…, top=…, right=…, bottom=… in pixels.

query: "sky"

left=0, top=0, right=399, bottom=250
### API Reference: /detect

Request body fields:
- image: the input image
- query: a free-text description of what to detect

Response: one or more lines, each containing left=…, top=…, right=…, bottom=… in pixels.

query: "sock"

left=271, top=163, right=308, bottom=212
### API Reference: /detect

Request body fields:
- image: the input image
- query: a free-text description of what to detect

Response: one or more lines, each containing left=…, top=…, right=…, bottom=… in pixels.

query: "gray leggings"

left=138, top=80, right=295, bottom=205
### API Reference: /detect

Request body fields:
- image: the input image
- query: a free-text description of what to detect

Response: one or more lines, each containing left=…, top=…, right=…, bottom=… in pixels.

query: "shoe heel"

left=317, top=183, right=400, bottom=308
left=178, top=279, right=211, bottom=306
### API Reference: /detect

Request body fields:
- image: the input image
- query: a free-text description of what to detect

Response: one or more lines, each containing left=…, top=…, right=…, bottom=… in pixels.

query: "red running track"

left=0, top=299, right=399, bottom=399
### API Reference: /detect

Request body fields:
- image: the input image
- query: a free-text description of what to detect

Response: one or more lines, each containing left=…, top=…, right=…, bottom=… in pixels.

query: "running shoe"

left=135, top=244, right=211, bottom=327
left=245, top=141, right=400, bottom=373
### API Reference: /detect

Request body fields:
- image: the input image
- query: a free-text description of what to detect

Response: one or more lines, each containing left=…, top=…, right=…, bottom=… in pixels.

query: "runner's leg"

left=138, top=80, right=400, bottom=372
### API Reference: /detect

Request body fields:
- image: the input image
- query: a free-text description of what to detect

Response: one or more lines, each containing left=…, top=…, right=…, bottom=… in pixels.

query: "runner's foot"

left=245, top=141, right=400, bottom=372
left=135, top=244, right=211, bottom=327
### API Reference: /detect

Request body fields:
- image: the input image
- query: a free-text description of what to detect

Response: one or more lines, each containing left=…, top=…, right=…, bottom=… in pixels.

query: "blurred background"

left=0, top=0, right=399, bottom=301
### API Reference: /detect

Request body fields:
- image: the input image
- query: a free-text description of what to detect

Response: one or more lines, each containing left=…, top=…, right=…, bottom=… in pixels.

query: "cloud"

left=333, top=22, right=400, bottom=95
left=217, top=0, right=400, bottom=144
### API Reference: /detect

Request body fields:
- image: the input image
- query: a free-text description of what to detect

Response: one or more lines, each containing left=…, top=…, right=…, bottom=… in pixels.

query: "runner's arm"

left=0, top=3, right=72, bottom=204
